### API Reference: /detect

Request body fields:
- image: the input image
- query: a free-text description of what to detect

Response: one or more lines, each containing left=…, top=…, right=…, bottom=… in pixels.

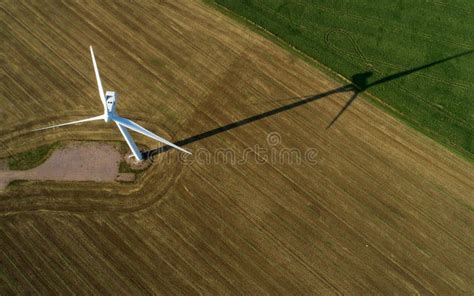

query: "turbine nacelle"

left=104, top=91, right=117, bottom=122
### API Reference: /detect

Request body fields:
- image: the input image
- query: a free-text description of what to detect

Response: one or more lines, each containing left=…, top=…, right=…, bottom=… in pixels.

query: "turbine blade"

left=90, top=46, right=106, bottom=111
left=114, top=117, right=191, bottom=154
left=33, top=115, right=104, bottom=131
left=115, top=122, right=143, bottom=161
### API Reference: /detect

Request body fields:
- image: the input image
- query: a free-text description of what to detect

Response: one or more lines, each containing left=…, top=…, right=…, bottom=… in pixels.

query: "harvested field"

left=1, top=0, right=473, bottom=294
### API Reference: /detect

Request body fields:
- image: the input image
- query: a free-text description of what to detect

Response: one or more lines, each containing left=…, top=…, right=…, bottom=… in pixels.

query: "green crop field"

left=210, top=0, right=474, bottom=160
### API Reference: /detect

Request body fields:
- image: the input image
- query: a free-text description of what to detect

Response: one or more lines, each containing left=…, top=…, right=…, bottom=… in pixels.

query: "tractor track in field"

left=323, top=29, right=474, bottom=90
left=0, top=116, right=188, bottom=215
left=274, top=0, right=474, bottom=49
left=322, top=29, right=474, bottom=132
left=2, top=0, right=473, bottom=294
left=256, top=4, right=474, bottom=135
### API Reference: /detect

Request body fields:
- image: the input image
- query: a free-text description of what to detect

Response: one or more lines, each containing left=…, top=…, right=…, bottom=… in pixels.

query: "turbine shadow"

left=328, top=49, right=473, bottom=128
left=142, top=85, right=351, bottom=159
left=143, top=50, right=473, bottom=159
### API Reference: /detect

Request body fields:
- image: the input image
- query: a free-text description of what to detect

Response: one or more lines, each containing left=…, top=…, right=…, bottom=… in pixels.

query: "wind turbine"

left=34, top=46, right=191, bottom=161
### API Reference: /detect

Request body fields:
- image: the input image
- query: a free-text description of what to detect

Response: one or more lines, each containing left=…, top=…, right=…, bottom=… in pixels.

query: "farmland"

left=212, top=0, right=474, bottom=160
left=1, top=0, right=473, bottom=294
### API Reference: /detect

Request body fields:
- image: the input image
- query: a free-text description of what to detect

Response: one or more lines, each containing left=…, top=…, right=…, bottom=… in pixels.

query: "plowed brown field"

left=1, top=0, right=473, bottom=294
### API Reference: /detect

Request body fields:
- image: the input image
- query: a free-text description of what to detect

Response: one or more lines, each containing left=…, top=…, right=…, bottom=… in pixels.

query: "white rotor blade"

left=115, top=122, right=143, bottom=161
left=33, top=115, right=104, bottom=131
left=90, top=46, right=106, bottom=110
left=113, top=116, right=191, bottom=154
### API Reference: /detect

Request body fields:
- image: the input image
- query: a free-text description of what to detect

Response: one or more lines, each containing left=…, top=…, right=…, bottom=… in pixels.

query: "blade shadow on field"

left=143, top=50, right=473, bottom=159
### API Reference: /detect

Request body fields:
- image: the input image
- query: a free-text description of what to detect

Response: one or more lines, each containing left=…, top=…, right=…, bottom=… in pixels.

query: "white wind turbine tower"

left=34, top=46, right=191, bottom=161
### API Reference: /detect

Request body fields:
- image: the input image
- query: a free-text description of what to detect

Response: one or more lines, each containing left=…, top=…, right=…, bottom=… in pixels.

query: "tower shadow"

left=143, top=50, right=473, bottom=159
left=327, top=49, right=473, bottom=128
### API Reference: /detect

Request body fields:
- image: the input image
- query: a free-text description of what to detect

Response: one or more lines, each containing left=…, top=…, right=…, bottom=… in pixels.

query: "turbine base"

left=124, top=152, right=152, bottom=171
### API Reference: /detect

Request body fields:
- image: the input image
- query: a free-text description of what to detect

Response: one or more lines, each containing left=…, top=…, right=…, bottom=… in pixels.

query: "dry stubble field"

left=1, top=0, right=473, bottom=294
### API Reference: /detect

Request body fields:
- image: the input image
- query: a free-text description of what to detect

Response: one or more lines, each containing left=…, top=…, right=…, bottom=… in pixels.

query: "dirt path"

left=0, top=142, right=133, bottom=190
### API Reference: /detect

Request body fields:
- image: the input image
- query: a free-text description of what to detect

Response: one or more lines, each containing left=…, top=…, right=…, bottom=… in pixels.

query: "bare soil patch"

left=0, top=142, right=133, bottom=190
